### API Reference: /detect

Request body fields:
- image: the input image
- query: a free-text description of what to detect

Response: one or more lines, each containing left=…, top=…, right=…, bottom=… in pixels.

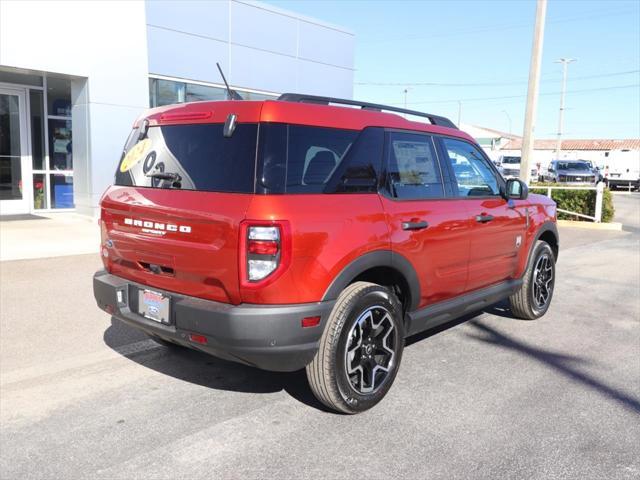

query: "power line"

left=355, top=69, right=640, bottom=87
left=392, top=83, right=640, bottom=106
left=359, top=7, right=637, bottom=44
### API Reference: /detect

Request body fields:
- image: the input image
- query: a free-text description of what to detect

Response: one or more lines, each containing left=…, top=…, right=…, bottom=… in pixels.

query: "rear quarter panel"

left=242, top=194, right=389, bottom=304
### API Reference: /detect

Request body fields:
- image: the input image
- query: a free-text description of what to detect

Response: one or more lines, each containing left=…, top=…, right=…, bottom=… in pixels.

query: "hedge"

left=530, top=184, right=615, bottom=222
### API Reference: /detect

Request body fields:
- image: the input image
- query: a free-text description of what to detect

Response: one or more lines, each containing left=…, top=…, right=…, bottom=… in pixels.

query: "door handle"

left=476, top=214, right=494, bottom=223
left=402, top=221, right=429, bottom=231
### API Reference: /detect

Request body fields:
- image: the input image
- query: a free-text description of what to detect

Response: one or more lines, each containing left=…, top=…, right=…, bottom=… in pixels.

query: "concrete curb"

left=557, top=220, right=623, bottom=231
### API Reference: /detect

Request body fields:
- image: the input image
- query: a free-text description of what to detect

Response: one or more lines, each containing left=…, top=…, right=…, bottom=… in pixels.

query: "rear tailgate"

left=101, top=187, right=251, bottom=305
left=102, top=105, right=262, bottom=305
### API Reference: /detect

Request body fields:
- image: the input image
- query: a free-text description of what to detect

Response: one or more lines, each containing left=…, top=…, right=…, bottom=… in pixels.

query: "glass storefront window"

left=30, top=90, right=45, bottom=170
left=33, top=173, right=46, bottom=209
left=0, top=93, right=23, bottom=200
left=185, top=83, right=227, bottom=103
left=48, top=119, right=72, bottom=170
left=0, top=157, right=22, bottom=200
left=1, top=73, right=74, bottom=212
left=0, top=69, right=43, bottom=87
left=243, top=91, right=277, bottom=101
left=46, top=76, right=72, bottom=117
left=49, top=173, right=73, bottom=208
left=150, top=78, right=186, bottom=107
left=149, top=78, right=277, bottom=107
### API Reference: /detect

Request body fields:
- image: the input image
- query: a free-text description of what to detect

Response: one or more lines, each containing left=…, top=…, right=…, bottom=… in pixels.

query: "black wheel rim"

left=533, top=253, right=554, bottom=309
left=344, top=305, right=397, bottom=395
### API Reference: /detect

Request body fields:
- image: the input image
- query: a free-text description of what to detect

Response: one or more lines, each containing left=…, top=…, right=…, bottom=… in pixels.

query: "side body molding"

left=321, top=250, right=421, bottom=312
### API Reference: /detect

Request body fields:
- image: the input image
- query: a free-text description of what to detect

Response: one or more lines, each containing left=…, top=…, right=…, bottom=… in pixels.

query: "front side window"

left=115, top=123, right=257, bottom=193
left=385, top=132, right=444, bottom=200
left=442, top=138, right=500, bottom=197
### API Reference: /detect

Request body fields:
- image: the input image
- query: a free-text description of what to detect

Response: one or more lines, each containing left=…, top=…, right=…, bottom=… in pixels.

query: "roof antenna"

left=216, top=62, right=243, bottom=101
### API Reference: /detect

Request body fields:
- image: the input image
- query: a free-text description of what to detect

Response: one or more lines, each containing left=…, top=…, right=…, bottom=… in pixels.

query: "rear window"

left=115, top=123, right=257, bottom=193
left=257, top=124, right=359, bottom=194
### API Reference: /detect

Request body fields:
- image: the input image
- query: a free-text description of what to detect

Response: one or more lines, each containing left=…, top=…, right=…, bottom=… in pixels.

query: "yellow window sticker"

left=120, top=138, right=152, bottom=172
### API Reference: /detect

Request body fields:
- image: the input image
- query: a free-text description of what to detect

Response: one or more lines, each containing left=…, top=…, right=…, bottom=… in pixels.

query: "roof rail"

left=277, top=93, right=458, bottom=129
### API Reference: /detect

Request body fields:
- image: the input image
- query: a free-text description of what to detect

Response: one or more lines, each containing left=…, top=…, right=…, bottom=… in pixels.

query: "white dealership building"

left=0, top=0, right=354, bottom=216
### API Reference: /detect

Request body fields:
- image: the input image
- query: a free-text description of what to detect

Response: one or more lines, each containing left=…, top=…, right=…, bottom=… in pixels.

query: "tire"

left=509, top=240, right=556, bottom=320
left=306, top=282, right=405, bottom=414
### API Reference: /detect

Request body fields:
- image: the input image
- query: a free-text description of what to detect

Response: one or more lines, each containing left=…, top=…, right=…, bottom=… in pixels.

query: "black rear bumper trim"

left=93, top=270, right=335, bottom=372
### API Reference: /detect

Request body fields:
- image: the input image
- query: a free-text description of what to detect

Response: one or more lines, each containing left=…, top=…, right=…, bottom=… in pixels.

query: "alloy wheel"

left=344, top=305, right=397, bottom=394
left=533, top=253, right=554, bottom=309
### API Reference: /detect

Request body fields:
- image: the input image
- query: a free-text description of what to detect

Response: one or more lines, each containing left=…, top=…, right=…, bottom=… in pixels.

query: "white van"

left=603, top=151, right=640, bottom=190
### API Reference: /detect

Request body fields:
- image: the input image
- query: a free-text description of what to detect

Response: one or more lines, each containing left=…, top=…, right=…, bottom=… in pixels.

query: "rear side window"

left=115, top=123, right=257, bottom=193
left=385, top=132, right=444, bottom=200
left=257, top=124, right=358, bottom=194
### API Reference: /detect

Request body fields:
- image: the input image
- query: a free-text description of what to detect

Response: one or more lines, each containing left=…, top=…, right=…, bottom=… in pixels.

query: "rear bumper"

left=93, top=270, right=334, bottom=372
left=607, top=178, right=639, bottom=188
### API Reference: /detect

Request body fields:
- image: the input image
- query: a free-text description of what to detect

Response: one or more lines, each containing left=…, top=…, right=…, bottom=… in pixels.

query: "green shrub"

left=530, top=185, right=615, bottom=222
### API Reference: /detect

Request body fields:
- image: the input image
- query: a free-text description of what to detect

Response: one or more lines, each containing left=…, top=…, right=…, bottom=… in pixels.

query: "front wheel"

left=306, top=282, right=405, bottom=414
left=509, top=240, right=556, bottom=319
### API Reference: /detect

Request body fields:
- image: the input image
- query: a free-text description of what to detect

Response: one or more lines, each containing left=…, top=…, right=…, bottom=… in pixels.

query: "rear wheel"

left=306, top=282, right=405, bottom=414
left=510, top=240, right=555, bottom=319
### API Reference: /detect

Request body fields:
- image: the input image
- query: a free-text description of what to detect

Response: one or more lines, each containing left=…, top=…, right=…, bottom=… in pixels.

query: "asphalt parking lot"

left=1, top=194, right=638, bottom=480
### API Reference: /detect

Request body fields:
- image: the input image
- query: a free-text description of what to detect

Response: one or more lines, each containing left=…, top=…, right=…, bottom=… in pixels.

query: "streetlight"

left=402, top=87, right=413, bottom=119
left=554, top=58, right=577, bottom=159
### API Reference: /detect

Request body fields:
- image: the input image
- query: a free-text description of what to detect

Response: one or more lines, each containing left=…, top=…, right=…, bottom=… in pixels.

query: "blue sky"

left=267, top=0, right=640, bottom=139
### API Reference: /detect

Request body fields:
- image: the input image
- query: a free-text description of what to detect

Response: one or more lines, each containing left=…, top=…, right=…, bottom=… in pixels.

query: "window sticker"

left=120, top=138, right=151, bottom=172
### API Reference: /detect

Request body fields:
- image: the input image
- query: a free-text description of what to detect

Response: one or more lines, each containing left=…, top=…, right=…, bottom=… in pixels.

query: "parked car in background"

left=542, top=160, right=597, bottom=184
left=580, top=159, right=604, bottom=183
left=498, top=155, right=538, bottom=180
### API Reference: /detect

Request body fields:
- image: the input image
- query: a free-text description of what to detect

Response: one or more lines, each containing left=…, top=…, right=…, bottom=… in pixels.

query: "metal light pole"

left=520, top=0, right=547, bottom=185
left=501, top=110, right=512, bottom=135
left=554, top=58, right=576, bottom=159
left=457, top=100, right=462, bottom=126
left=403, top=88, right=411, bottom=118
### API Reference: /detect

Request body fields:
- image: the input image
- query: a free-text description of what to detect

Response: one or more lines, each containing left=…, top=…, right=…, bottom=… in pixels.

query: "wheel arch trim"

left=321, top=250, right=421, bottom=311
left=527, top=221, right=559, bottom=267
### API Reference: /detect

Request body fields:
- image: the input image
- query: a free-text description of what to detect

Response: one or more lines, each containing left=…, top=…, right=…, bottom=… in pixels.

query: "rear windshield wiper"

left=146, top=171, right=182, bottom=188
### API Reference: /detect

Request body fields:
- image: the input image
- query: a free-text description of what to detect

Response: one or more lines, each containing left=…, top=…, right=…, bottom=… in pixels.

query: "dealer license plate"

left=138, top=289, right=170, bottom=324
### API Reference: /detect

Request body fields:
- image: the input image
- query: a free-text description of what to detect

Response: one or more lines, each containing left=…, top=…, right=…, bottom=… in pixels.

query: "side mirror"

left=505, top=178, right=528, bottom=200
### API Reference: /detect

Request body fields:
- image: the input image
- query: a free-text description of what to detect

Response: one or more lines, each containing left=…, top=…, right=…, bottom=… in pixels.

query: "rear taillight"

left=240, top=221, right=290, bottom=287
left=247, top=226, right=280, bottom=281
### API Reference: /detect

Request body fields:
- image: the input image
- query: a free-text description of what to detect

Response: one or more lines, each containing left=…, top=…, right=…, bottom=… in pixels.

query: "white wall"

left=0, top=0, right=150, bottom=216
left=0, top=0, right=354, bottom=216
left=146, top=0, right=355, bottom=98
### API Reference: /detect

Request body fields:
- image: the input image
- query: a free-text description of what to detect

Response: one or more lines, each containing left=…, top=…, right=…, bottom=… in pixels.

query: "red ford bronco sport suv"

left=94, top=94, right=558, bottom=414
